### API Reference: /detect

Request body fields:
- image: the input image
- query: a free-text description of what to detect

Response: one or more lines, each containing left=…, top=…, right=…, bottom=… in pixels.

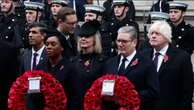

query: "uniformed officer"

left=105, top=0, right=139, bottom=56
left=0, top=0, right=24, bottom=48
left=169, top=1, right=194, bottom=55
left=48, top=0, right=68, bottom=28
left=24, top=1, right=44, bottom=24
left=84, top=4, right=105, bottom=22
left=22, top=1, right=45, bottom=49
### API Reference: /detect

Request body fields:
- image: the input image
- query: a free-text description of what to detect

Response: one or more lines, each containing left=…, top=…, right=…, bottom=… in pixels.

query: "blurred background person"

left=57, top=7, right=78, bottom=59
left=168, top=1, right=194, bottom=55
left=150, top=0, right=173, bottom=13
left=105, top=0, right=139, bottom=56
left=0, top=0, right=25, bottom=49
left=46, top=0, right=68, bottom=28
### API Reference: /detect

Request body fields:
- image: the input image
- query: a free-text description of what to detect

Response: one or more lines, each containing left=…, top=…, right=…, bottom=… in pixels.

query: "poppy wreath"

left=8, top=70, right=67, bottom=110
left=84, top=74, right=141, bottom=110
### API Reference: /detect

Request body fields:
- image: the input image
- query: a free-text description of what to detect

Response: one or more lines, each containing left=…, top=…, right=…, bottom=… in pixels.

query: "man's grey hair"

left=117, top=26, right=137, bottom=40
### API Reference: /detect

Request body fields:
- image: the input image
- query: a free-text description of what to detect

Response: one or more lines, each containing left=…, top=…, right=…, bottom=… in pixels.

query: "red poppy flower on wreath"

left=8, top=70, right=67, bottom=110
left=84, top=74, right=141, bottom=110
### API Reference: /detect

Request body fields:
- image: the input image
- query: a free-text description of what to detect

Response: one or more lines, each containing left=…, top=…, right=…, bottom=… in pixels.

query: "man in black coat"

left=142, top=20, right=193, bottom=110
left=103, top=26, right=159, bottom=110
left=0, top=40, right=19, bottom=110
left=57, top=7, right=78, bottom=59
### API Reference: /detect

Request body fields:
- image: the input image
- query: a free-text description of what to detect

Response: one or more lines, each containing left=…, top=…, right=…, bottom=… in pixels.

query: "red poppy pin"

left=163, top=55, right=169, bottom=62
left=60, top=65, right=64, bottom=70
left=130, top=58, right=138, bottom=67
left=84, top=60, right=91, bottom=66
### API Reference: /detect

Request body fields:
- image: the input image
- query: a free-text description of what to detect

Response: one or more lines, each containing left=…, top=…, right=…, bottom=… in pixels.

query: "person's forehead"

left=65, top=14, right=77, bottom=22
left=26, top=10, right=37, bottom=13
left=85, top=12, right=97, bottom=16
left=1, top=0, right=12, bottom=3
left=169, top=9, right=182, bottom=12
left=51, top=3, right=62, bottom=7
left=117, top=33, right=131, bottom=39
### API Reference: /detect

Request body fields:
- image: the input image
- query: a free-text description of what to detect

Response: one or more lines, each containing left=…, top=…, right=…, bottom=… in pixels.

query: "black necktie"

left=32, top=53, right=38, bottom=70
left=153, top=52, right=160, bottom=68
left=118, top=57, right=127, bottom=75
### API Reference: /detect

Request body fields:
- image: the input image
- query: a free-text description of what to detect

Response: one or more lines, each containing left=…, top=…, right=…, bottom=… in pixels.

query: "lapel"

left=114, top=55, right=121, bottom=75
left=25, top=50, right=32, bottom=70
left=38, top=48, right=47, bottom=66
left=124, top=53, right=140, bottom=74
left=158, top=45, right=175, bottom=75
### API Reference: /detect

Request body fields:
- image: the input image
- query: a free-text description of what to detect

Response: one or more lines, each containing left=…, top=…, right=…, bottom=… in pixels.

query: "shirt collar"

left=121, top=50, right=137, bottom=62
left=154, top=44, right=169, bottom=56
left=32, top=45, right=45, bottom=55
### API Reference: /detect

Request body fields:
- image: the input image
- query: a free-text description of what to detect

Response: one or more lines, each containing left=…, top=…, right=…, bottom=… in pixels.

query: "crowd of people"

left=0, top=0, right=194, bottom=110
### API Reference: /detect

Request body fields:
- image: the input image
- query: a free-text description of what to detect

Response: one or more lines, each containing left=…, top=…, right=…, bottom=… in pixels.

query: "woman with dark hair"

left=27, top=29, right=76, bottom=110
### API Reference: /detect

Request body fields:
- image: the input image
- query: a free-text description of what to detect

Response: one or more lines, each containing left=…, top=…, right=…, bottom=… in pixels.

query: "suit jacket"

left=103, top=52, right=159, bottom=110
left=62, top=34, right=77, bottom=59
left=0, top=40, right=19, bottom=110
left=20, top=47, right=47, bottom=74
left=141, top=44, right=193, bottom=110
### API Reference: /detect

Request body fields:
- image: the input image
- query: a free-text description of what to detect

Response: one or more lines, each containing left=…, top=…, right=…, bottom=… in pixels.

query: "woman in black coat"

left=27, top=29, right=76, bottom=110
left=70, top=20, right=108, bottom=110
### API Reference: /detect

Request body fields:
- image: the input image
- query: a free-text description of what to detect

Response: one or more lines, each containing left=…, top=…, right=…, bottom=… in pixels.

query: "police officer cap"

left=78, top=20, right=100, bottom=37
left=168, top=2, right=188, bottom=11
left=24, top=1, right=44, bottom=11
left=51, top=0, right=69, bottom=7
left=112, top=0, right=129, bottom=7
left=84, top=4, right=105, bottom=15
left=150, top=11, right=170, bottom=20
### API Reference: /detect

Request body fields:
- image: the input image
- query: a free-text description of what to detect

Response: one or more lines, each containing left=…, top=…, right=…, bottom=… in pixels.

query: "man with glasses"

left=57, top=7, right=78, bottom=58
left=103, top=26, right=159, bottom=110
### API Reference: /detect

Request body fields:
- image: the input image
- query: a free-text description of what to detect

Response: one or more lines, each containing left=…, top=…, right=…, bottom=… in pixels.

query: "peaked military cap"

left=150, top=11, right=170, bottom=20
left=24, top=1, right=44, bottom=11
left=77, top=20, right=101, bottom=37
left=84, top=4, right=105, bottom=15
left=112, top=0, right=130, bottom=7
left=168, top=2, right=188, bottom=11
left=51, top=0, right=69, bottom=7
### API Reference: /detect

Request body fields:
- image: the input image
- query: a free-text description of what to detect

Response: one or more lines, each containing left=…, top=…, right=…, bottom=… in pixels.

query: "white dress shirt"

left=153, top=44, right=169, bottom=72
left=31, top=45, right=45, bottom=70
left=118, top=50, right=137, bottom=70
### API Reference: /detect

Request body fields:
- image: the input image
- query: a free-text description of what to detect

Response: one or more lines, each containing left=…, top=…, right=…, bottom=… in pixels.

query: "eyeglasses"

left=116, top=39, right=132, bottom=44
